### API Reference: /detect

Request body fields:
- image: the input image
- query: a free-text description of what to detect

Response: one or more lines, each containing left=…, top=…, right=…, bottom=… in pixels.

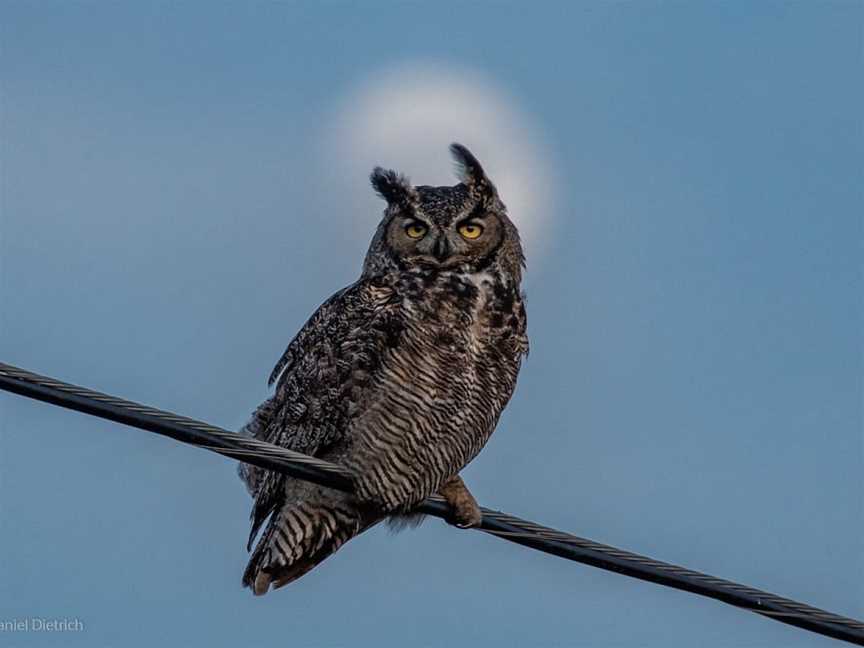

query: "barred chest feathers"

left=346, top=267, right=527, bottom=512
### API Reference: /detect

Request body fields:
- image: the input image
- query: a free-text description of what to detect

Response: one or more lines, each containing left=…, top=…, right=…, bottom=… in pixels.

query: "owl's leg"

left=439, top=475, right=483, bottom=529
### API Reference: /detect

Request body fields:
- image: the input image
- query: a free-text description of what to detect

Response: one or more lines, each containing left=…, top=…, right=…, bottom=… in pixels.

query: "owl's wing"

left=238, top=280, right=402, bottom=547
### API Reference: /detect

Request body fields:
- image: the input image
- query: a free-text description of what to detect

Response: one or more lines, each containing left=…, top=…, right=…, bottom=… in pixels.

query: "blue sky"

left=1, top=2, right=861, bottom=647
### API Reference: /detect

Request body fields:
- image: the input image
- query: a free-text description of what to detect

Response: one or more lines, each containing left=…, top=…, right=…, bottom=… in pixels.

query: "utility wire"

left=1, top=361, right=862, bottom=646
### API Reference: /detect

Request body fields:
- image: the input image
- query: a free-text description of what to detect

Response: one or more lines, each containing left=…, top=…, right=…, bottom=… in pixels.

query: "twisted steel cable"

left=1, top=361, right=861, bottom=646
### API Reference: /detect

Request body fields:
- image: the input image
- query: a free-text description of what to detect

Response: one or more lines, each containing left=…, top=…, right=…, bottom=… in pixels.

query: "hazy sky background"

left=1, top=2, right=861, bottom=647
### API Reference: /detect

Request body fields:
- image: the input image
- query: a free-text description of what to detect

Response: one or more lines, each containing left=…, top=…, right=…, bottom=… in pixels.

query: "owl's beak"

left=432, top=235, right=452, bottom=262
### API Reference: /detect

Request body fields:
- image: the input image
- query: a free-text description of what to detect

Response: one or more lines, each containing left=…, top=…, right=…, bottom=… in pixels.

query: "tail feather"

left=243, top=492, right=373, bottom=594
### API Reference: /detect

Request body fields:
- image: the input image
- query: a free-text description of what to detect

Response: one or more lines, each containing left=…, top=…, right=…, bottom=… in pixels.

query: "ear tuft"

left=370, top=167, right=415, bottom=205
left=450, top=143, right=497, bottom=197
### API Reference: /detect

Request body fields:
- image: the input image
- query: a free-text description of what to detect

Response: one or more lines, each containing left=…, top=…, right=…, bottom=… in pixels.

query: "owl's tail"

left=242, top=490, right=374, bottom=595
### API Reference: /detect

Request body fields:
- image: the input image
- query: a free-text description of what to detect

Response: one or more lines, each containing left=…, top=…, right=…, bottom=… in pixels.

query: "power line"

left=1, top=361, right=861, bottom=646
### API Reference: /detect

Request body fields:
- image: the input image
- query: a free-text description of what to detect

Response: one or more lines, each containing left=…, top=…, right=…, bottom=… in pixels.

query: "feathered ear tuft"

left=450, top=143, right=497, bottom=198
left=370, top=167, right=415, bottom=206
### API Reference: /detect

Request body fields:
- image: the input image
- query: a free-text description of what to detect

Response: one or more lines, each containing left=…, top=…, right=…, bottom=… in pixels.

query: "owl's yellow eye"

left=458, top=223, right=484, bottom=240
left=405, top=222, right=428, bottom=239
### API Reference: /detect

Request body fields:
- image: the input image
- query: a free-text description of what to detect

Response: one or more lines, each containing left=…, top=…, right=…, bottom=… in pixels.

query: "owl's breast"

left=346, top=269, right=527, bottom=511
left=419, top=270, right=526, bottom=361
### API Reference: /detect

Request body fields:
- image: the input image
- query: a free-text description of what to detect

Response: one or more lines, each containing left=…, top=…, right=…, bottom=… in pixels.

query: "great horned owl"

left=238, top=143, right=528, bottom=594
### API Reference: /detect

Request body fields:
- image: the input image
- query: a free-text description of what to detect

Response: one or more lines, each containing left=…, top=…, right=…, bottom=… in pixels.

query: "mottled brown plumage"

left=238, top=144, right=528, bottom=594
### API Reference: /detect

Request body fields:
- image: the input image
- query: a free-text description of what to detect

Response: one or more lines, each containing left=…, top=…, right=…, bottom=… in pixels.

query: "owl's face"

left=364, top=144, right=524, bottom=281
left=383, top=185, right=506, bottom=270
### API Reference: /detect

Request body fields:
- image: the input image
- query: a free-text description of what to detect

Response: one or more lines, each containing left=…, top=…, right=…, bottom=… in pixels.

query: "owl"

left=238, top=143, right=528, bottom=594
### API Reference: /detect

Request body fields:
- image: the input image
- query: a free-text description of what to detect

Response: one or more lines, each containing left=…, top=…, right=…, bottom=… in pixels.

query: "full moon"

left=321, top=63, right=558, bottom=265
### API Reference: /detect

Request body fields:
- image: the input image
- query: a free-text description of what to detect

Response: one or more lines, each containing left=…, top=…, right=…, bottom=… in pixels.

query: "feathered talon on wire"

left=439, top=474, right=483, bottom=529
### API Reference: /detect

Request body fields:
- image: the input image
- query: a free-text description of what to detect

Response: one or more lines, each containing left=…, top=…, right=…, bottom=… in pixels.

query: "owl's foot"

left=439, top=475, right=483, bottom=529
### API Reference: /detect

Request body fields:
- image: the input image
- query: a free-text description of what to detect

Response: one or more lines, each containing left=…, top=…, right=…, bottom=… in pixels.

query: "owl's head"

left=363, top=144, right=524, bottom=283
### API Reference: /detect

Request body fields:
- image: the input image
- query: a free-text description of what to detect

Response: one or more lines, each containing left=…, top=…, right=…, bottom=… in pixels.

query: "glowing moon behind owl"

left=322, top=64, right=558, bottom=265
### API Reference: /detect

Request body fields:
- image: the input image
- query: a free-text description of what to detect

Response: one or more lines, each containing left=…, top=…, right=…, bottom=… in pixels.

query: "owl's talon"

left=439, top=475, right=483, bottom=529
